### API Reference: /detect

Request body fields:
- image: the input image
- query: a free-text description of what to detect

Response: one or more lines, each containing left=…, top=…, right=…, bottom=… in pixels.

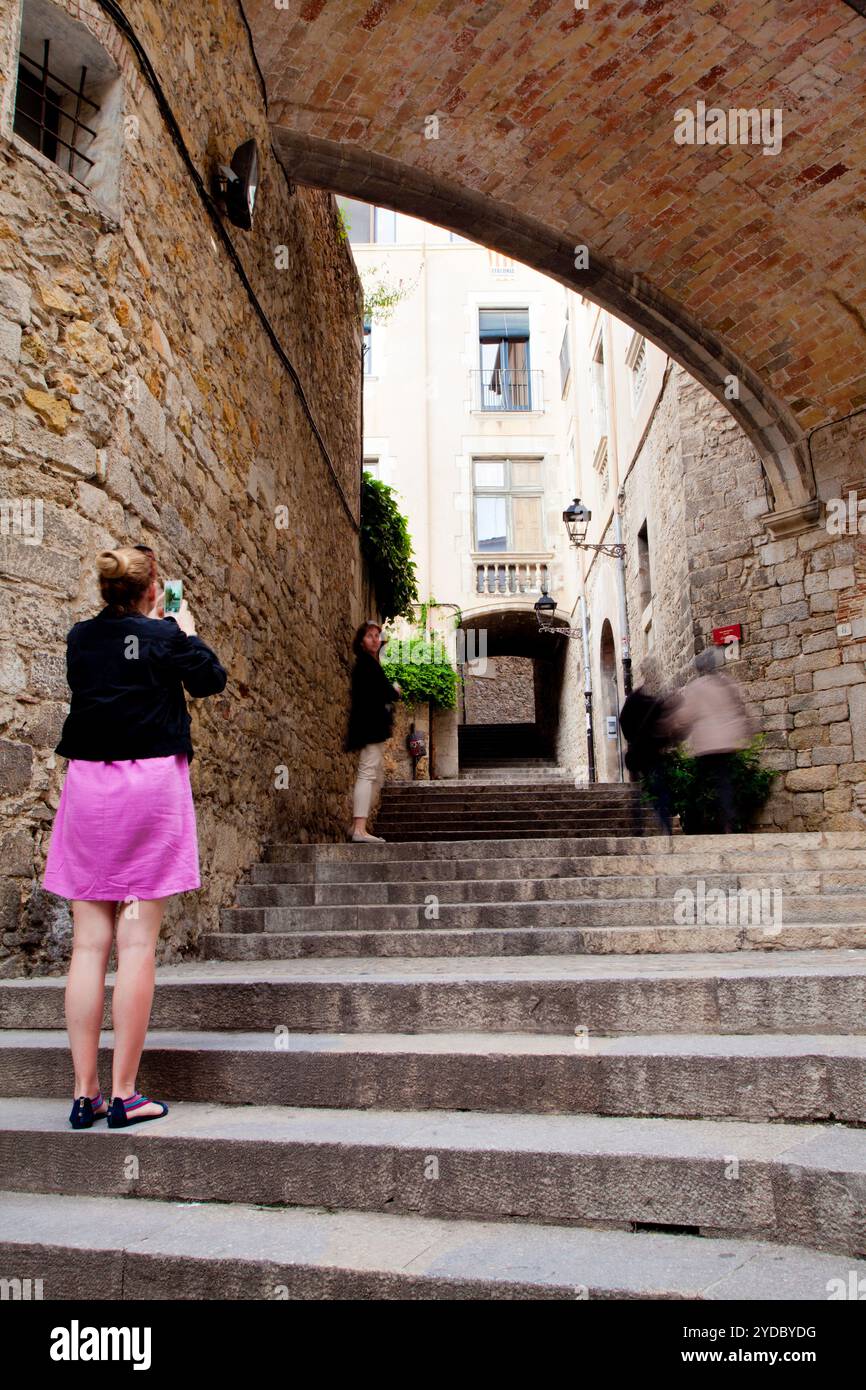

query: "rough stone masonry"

left=0, top=0, right=365, bottom=973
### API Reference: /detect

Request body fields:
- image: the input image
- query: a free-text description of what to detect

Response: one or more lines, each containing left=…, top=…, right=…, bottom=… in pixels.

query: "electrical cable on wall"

left=92, top=0, right=360, bottom=530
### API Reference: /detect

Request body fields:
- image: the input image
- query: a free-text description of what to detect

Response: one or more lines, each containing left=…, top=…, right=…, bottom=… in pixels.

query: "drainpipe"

left=613, top=502, right=633, bottom=699
left=603, top=317, right=633, bottom=705
left=580, top=589, right=596, bottom=783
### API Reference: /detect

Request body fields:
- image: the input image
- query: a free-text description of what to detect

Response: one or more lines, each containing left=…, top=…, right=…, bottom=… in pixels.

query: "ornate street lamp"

left=534, top=589, right=583, bottom=639
left=562, top=498, right=626, bottom=560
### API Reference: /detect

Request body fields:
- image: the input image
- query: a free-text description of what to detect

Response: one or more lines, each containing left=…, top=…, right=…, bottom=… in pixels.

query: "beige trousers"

left=352, top=742, right=386, bottom=819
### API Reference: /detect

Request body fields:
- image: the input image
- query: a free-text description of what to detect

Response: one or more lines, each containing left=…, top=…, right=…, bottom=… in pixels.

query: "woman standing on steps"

left=345, top=620, right=401, bottom=842
left=43, top=545, right=227, bottom=1130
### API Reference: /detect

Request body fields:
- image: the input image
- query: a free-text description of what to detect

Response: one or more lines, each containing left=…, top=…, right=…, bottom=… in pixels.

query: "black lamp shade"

left=563, top=497, right=591, bottom=545
left=225, top=139, right=259, bottom=230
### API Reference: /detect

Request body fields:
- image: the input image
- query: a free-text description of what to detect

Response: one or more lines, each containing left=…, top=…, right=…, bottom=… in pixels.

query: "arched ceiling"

left=244, top=0, right=866, bottom=515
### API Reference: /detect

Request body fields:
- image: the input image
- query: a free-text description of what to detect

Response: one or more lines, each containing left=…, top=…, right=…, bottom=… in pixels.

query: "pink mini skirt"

left=43, top=755, right=201, bottom=902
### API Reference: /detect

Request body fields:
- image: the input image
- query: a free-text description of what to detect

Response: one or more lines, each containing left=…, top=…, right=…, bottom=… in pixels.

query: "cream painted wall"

left=347, top=204, right=670, bottom=778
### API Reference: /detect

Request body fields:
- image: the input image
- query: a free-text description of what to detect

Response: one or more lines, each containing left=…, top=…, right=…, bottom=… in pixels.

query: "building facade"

left=345, top=199, right=866, bottom=830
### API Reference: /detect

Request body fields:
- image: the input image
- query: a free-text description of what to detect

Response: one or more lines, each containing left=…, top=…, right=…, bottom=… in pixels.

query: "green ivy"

left=360, top=472, right=419, bottom=621
left=361, top=264, right=417, bottom=323
left=643, top=737, right=777, bottom=833
left=381, top=635, right=459, bottom=710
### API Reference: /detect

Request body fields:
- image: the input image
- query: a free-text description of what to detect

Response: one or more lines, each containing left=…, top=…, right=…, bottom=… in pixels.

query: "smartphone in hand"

left=163, top=579, right=183, bottom=616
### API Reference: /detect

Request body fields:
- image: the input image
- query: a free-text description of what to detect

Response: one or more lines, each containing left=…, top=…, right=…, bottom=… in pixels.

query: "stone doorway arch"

left=598, top=620, right=623, bottom=784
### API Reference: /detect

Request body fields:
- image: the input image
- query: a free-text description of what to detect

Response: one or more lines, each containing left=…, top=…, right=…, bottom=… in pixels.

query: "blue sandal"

left=107, top=1091, right=169, bottom=1128
left=69, top=1091, right=108, bottom=1129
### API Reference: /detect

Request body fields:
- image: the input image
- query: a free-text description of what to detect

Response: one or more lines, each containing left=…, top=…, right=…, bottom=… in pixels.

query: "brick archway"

left=245, top=0, right=866, bottom=521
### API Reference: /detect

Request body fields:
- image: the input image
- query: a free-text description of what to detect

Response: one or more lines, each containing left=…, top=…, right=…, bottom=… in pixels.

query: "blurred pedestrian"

left=44, top=545, right=227, bottom=1130
left=620, top=659, right=677, bottom=834
left=669, top=645, right=751, bottom=832
left=346, top=621, right=401, bottom=843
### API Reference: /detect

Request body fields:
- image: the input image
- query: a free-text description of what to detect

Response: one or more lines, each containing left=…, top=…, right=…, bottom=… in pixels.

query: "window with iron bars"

left=14, top=37, right=101, bottom=187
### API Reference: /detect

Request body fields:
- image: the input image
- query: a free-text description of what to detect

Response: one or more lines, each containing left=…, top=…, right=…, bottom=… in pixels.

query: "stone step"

left=264, top=831, right=866, bottom=863
left=2, top=1099, right=863, bottom=1253
left=235, top=869, right=866, bottom=906
left=457, top=772, right=574, bottom=781
left=457, top=773, right=576, bottom=782
left=250, top=848, right=866, bottom=883
left=372, top=811, right=656, bottom=825
left=378, top=791, right=642, bottom=806
left=3, top=1189, right=859, bottom=1300
left=6, top=1029, right=865, bottom=1123
left=205, top=923, right=866, bottom=961
left=371, top=826, right=660, bottom=840
left=218, top=896, right=866, bottom=933
left=375, top=826, right=656, bottom=841
left=3, top=950, right=864, bottom=1034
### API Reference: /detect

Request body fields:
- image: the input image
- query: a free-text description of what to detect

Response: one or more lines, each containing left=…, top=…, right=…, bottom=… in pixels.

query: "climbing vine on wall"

left=360, top=472, right=419, bottom=621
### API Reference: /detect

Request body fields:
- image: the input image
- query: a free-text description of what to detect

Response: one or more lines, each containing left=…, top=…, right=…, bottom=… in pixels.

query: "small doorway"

left=599, top=620, right=623, bottom=782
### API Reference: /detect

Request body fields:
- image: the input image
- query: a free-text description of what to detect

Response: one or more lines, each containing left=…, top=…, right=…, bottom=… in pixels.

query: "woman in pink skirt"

left=43, top=545, right=227, bottom=1129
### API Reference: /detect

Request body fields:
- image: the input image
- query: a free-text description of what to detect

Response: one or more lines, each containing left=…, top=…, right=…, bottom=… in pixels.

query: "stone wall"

left=461, top=655, right=535, bottom=725
left=620, top=363, right=695, bottom=695
left=558, top=361, right=866, bottom=831
left=0, top=0, right=364, bottom=974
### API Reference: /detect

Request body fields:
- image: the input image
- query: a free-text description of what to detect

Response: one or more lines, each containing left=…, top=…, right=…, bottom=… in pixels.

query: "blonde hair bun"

left=97, top=549, right=128, bottom=578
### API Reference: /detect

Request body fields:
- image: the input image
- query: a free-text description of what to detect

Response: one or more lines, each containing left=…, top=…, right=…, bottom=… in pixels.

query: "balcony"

left=475, top=556, right=550, bottom=596
left=470, top=368, right=544, bottom=413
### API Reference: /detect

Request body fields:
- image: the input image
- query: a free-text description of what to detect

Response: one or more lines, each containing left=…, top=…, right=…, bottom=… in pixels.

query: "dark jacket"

left=55, top=608, right=227, bottom=762
left=619, top=688, right=673, bottom=776
left=345, top=650, right=400, bottom=752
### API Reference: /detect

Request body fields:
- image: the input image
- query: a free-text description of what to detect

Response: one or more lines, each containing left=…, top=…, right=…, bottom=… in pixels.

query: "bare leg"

left=111, top=898, right=165, bottom=1118
left=66, top=900, right=115, bottom=1112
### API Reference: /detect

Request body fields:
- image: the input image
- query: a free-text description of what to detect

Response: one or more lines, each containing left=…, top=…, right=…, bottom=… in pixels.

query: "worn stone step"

left=3, top=1189, right=859, bottom=1300
left=205, top=923, right=866, bottom=961
left=6, top=1029, right=865, bottom=1123
left=236, top=869, right=866, bottom=906
left=218, top=895, right=866, bottom=935
left=249, top=848, right=866, bottom=884
left=375, top=800, right=646, bottom=812
left=3, top=950, right=865, bottom=1034
left=457, top=770, right=577, bottom=780
left=372, top=817, right=658, bottom=831
left=372, top=827, right=663, bottom=841
left=263, top=831, right=866, bottom=864
left=2, top=1100, right=864, bottom=1252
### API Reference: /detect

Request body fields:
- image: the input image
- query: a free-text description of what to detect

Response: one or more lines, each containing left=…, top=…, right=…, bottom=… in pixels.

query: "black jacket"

left=345, top=651, right=400, bottom=751
left=619, top=688, right=672, bottom=775
left=55, top=608, right=228, bottom=762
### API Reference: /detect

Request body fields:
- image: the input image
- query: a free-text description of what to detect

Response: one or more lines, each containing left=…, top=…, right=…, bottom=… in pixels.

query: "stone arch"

left=271, top=130, right=815, bottom=517
left=598, top=619, right=623, bottom=784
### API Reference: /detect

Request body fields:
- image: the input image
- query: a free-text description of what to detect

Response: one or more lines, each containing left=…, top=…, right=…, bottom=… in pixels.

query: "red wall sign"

left=712, top=623, right=742, bottom=645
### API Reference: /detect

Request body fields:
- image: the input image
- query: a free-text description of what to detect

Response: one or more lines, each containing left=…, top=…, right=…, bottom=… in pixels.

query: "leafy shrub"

left=381, top=635, right=459, bottom=710
left=647, top=737, right=777, bottom=833
left=360, top=472, right=419, bottom=621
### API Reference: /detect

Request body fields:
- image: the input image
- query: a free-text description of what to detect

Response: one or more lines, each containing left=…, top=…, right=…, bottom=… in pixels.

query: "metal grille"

left=14, top=40, right=100, bottom=185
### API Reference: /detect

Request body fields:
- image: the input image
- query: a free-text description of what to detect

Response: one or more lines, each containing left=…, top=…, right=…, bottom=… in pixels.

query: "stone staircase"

left=375, top=779, right=657, bottom=840
left=1, top=829, right=866, bottom=1298
left=458, top=720, right=567, bottom=781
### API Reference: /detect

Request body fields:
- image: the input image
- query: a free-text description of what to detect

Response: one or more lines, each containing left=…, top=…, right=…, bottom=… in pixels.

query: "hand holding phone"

left=172, top=599, right=196, bottom=637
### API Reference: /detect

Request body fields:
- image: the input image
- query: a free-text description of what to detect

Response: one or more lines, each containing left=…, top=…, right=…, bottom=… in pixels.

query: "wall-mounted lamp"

left=213, top=138, right=260, bottom=230
left=563, top=498, right=626, bottom=560
left=534, top=588, right=583, bottom=639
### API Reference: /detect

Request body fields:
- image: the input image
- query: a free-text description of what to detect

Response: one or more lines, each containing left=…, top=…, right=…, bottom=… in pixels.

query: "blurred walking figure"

left=43, top=545, right=227, bottom=1130
left=346, top=621, right=401, bottom=843
left=670, top=645, right=751, bottom=833
left=620, top=659, right=677, bottom=835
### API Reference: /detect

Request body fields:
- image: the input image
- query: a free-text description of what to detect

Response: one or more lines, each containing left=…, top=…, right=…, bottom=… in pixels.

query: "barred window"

left=12, top=0, right=122, bottom=207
